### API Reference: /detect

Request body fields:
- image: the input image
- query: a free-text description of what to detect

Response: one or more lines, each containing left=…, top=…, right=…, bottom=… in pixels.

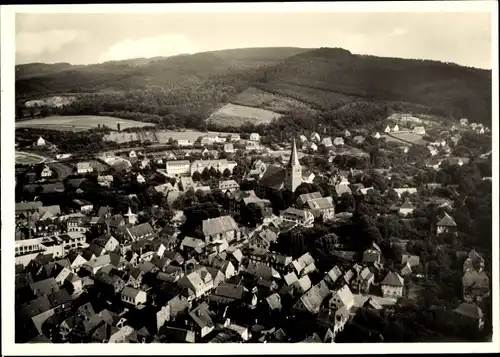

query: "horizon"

left=15, top=46, right=492, bottom=71
left=16, top=12, right=492, bottom=69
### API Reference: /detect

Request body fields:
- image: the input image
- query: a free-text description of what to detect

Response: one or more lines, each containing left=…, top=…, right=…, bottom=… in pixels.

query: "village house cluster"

left=14, top=112, right=491, bottom=343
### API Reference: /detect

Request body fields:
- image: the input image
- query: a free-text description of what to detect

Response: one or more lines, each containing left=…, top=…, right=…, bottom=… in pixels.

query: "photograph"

left=1, top=1, right=498, bottom=353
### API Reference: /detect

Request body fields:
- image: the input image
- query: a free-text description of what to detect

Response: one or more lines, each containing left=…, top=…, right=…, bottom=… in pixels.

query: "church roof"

left=287, top=139, right=301, bottom=168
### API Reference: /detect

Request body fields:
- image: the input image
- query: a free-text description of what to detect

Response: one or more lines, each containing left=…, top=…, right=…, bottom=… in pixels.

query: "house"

left=453, top=303, right=484, bottom=330
left=124, top=223, right=156, bottom=241
left=190, top=159, right=237, bottom=176
left=129, top=150, right=137, bottom=158
left=72, top=199, right=93, bottom=213
left=202, top=216, right=240, bottom=243
left=401, top=254, right=420, bottom=267
left=352, top=135, right=365, bottom=144
left=97, top=175, right=114, bottom=187
left=324, top=266, right=343, bottom=288
left=310, top=132, right=320, bottom=142
left=353, top=267, right=375, bottom=293
left=30, top=278, right=60, bottom=297
left=392, top=124, right=400, bottom=132
left=121, top=287, right=147, bottom=306
left=381, top=272, right=404, bottom=298
left=321, top=137, right=333, bottom=147
left=188, top=302, right=215, bottom=339
left=280, top=207, right=314, bottom=228
left=373, top=132, right=381, bottom=139
left=413, top=126, right=426, bottom=135
left=460, top=118, right=469, bottom=126
left=299, top=135, right=308, bottom=143
left=436, top=213, right=457, bottom=235
left=76, top=162, right=93, bottom=175
left=36, top=136, right=46, bottom=146
left=462, top=270, right=490, bottom=303
left=427, top=145, right=438, bottom=156
left=40, top=165, right=52, bottom=178
left=399, top=199, right=415, bottom=216
left=290, top=253, right=316, bottom=277
left=384, top=125, right=391, bottom=133
left=329, top=285, right=354, bottom=311
left=306, top=197, right=335, bottom=221
left=200, top=136, right=215, bottom=146
left=293, top=281, right=330, bottom=315
left=177, top=267, right=214, bottom=299
left=307, top=142, right=318, bottom=152
left=136, top=174, right=146, bottom=184
left=333, top=137, right=344, bottom=146
left=392, top=187, right=418, bottom=198
left=229, top=134, right=240, bottom=142
left=249, top=133, right=260, bottom=142
left=297, top=191, right=322, bottom=206
left=224, top=143, right=235, bottom=153
left=362, top=243, right=382, bottom=265
left=219, top=180, right=239, bottom=193
left=177, top=139, right=192, bottom=147
left=344, top=130, right=351, bottom=138
left=165, top=160, right=191, bottom=176
left=302, top=170, right=316, bottom=184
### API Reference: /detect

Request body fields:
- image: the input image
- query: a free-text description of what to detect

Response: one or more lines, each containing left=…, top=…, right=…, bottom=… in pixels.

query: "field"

left=334, top=146, right=370, bottom=157
left=207, top=103, right=282, bottom=128
left=232, top=87, right=317, bottom=116
left=104, top=131, right=158, bottom=144
left=15, top=151, right=47, bottom=165
left=15, top=115, right=156, bottom=132
left=47, top=162, right=73, bottom=179
left=383, top=132, right=429, bottom=146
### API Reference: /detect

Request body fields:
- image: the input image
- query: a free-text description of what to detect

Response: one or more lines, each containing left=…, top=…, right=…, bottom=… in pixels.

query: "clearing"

left=15, top=115, right=156, bottom=132
left=207, top=103, right=282, bottom=128
left=232, top=87, right=317, bottom=116
left=383, top=132, right=429, bottom=146
left=156, top=130, right=232, bottom=144
left=104, top=131, right=158, bottom=144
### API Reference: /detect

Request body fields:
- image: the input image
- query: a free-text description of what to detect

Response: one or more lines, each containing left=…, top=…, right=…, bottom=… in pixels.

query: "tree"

left=222, top=168, right=231, bottom=178
left=201, top=168, right=211, bottom=181
left=192, top=171, right=202, bottom=182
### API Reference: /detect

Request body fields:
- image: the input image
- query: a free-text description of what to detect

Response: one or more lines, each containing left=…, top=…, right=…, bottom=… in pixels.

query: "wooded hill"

left=16, top=47, right=492, bottom=126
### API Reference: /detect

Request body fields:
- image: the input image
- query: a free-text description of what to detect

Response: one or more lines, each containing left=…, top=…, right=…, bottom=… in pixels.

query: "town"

left=14, top=111, right=492, bottom=343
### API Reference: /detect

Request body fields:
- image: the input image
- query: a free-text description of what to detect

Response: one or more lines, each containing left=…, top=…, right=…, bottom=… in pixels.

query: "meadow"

left=15, top=115, right=156, bottom=132
left=207, top=103, right=282, bottom=127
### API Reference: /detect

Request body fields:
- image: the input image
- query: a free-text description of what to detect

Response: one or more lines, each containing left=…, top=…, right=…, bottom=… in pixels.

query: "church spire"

left=288, top=139, right=300, bottom=167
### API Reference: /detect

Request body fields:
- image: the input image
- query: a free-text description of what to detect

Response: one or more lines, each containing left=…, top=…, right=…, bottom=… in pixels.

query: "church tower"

left=284, top=139, right=302, bottom=192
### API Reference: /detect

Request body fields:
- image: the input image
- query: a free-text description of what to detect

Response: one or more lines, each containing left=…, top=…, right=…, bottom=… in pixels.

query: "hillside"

left=15, top=47, right=492, bottom=126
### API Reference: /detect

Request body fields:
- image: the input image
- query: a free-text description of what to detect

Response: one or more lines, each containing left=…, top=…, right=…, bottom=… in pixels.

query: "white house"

left=165, top=160, right=191, bottom=176
left=381, top=272, right=404, bottom=298
left=56, top=153, right=72, bottom=160
left=308, top=143, right=318, bottom=152
left=333, top=137, right=344, bottom=146
left=249, top=133, right=260, bottom=142
left=392, top=124, right=400, bottom=132
left=384, top=125, right=391, bottom=133
left=344, top=130, right=351, bottom=138
left=299, top=135, right=308, bottom=143
left=121, top=287, right=147, bottom=306
left=40, top=165, right=53, bottom=178
left=280, top=207, right=314, bottom=228
left=129, top=150, right=137, bottom=159
left=399, top=199, right=415, bottom=216
left=427, top=145, right=438, bottom=156
left=460, top=118, right=469, bottom=126
left=230, top=134, right=240, bottom=142
left=177, top=139, right=192, bottom=147
left=136, top=174, right=146, bottom=184
left=321, top=137, right=333, bottom=147
left=310, top=132, right=321, bottom=142
left=36, top=137, right=46, bottom=146
left=413, top=127, right=426, bottom=135
left=76, top=162, right=93, bottom=175
left=224, top=143, right=235, bottom=153
left=373, top=132, right=381, bottom=139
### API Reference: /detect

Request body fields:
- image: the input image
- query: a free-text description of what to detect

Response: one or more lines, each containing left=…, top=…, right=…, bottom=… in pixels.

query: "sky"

left=15, top=12, right=493, bottom=69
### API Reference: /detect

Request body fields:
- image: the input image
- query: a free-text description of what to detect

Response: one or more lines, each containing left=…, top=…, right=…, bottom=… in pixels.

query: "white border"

left=1, top=1, right=499, bottom=355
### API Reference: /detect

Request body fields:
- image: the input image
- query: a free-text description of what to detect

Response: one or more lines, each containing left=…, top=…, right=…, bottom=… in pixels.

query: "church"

left=259, top=139, right=302, bottom=192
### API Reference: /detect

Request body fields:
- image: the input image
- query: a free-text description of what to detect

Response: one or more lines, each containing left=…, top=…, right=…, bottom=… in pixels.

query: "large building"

left=190, top=159, right=237, bottom=176
left=165, top=160, right=191, bottom=176
left=284, top=139, right=302, bottom=192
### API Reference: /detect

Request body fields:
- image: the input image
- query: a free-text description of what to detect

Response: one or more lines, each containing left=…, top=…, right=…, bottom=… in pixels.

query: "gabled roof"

left=202, top=215, right=239, bottom=236
left=297, top=191, right=322, bottom=204
left=189, top=302, right=214, bottom=329
left=284, top=271, right=299, bottom=286
left=381, top=272, right=404, bottom=287
left=121, top=286, right=143, bottom=299
left=454, top=303, right=483, bottom=319
left=47, top=289, right=72, bottom=308
left=214, top=283, right=246, bottom=300
left=19, top=296, right=52, bottom=319
left=307, top=196, right=334, bottom=211
left=400, top=199, right=414, bottom=209
left=325, top=266, right=342, bottom=284
left=297, top=280, right=330, bottom=314
left=30, top=277, right=59, bottom=296
left=437, top=213, right=457, bottom=227
left=126, top=223, right=156, bottom=241
left=246, top=262, right=281, bottom=280
left=266, top=293, right=282, bottom=310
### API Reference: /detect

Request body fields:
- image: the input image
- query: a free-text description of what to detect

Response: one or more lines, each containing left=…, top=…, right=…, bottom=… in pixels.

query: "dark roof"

left=454, top=303, right=483, bottom=319
left=437, top=213, right=457, bottom=227
left=259, top=165, right=286, bottom=190
left=19, top=296, right=52, bottom=319
left=16, top=272, right=34, bottom=290
left=189, top=302, right=214, bottom=330
left=47, top=289, right=72, bottom=308
left=214, top=283, right=246, bottom=300
left=381, top=272, right=404, bottom=287
left=30, top=278, right=59, bottom=296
